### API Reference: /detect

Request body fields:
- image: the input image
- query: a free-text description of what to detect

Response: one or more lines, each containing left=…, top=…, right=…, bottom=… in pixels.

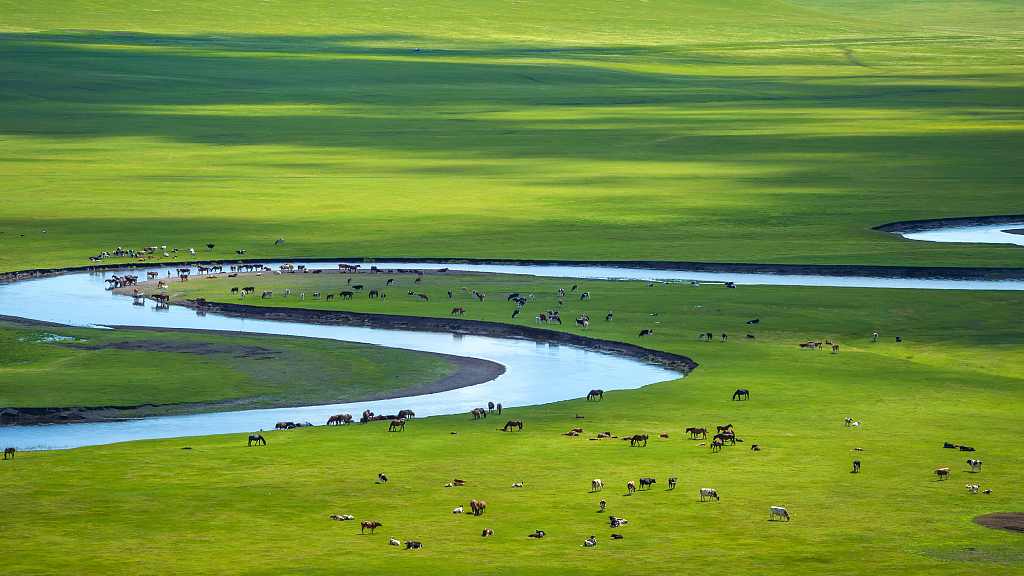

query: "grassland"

left=0, top=0, right=1022, bottom=271
left=0, top=320, right=455, bottom=414
left=2, top=276, right=1023, bottom=574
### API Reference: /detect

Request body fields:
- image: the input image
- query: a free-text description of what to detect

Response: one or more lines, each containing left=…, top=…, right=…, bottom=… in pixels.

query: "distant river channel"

left=1, top=257, right=1021, bottom=450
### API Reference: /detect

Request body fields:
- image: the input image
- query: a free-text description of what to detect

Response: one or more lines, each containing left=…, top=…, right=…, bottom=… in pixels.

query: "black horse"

left=248, top=434, right=266, bottom=446
left=732, top=388, right=750, bottom=401
left=587, top=389, right=604, bottom=401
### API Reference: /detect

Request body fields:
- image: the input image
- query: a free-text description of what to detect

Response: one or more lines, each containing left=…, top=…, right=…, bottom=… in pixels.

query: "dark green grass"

left=0, top=0, right=1022, bottom=271
left=0, top=322, right=454, bottom=410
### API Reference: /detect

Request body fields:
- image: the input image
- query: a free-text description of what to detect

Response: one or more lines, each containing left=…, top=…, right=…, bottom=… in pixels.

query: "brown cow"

left=482, top=528, right=494, bottom=537
left=627, top=481, right=636, bottom=495
left=361, top=521, right=382, bottom=534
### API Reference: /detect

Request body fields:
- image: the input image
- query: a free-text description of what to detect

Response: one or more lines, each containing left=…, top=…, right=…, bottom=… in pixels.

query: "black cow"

left=405, top=541, right=422, bottom=549
left=639, top=478, right=656, bottom=490
left=378, top=473, right=388, bottom=483
left=747, top=319, right=759, bottom=324
left=639, top=329, right=653, bottom=338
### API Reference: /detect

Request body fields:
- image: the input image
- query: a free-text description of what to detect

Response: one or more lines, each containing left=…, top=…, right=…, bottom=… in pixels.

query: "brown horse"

left=711, top=438, right=724, bottom=452
left=502, top=420, right=523, bottom=431
left=247, top=434, right=265, bottom=446
left=686, top=427, right=708, bottom=439
left=630, top=434, right=649, bottom=447
left=587, top=389, right=604, bottom=401
left=717, top=424, right=733, bottom=432
left=3, top=447, right=16, bottom=459
left=475, top=500, right=486, bottom=515
left=389, top=419, right=406, bottom=432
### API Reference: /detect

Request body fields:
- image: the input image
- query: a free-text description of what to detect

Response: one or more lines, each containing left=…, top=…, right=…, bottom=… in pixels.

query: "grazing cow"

left=451, top=307, right=466, bottom=316
left=583, top=535, right=597, bottom=547
left=751, top=444, right=761, bottom=451
left=873, top=332, right=878, bottom=342
left=476, top=293, right=485, bottom=302
left=453, top=506, right=463, bottom=514
left=581, top=291, right=591, bottom=300
left=639, top=478, right=656, bottom=490
left=983, top=489, right=992, bottom=494
left=587, top=389, right=603, bottom=401
left=832, top=344, right=839, bottom=353
left=361, top=521, right=382, bottom=534
left=4, top=447, right=17, bottom=459
left=414, top=277, right=422, bottom=284
left=853, top=460, right=861, bottom=473
left=405, top=541, right=422, bottom=549
left=582, top=320, right=589, bottom=331
left=389, top=537, right=400, bottom=546
left=606, top=312, right=613, bottom=322
left=600, top=499, right=606, bottom=512
left=453, top=479, right=466, bottom=486
left=592, top=479, right=604, bottom=492
left=247, top=434, right=266, bottom=446
left=502, top=420, right=523, bottom=432
left=528, top=530, right=545, bottom=538
left=638, top=329, right=653, bottom=338
left=896, top=336, right=902, bottom=342
left=747, top=319, right=760, bottom=324
left=326, top=293, right=334, bottom=301
left=353, top=285, right=364, bottom=291
left=609, top=516, right=628, bottom=527
left=668, top=477, right=677, bottom=489
left=571, top=285, right=579, bottom=292
left=711, top=438, right=724, bottom=452
left=968, top=459, right=982, bottom=472
left=630, top=434, right=649, bottom=447
left=660, top=433, right=669, bottom=438
left=512, top=482, right=524, bottom=488
left=732, top=389, right=750, bottom=401
left=417, top=293, right=429, bottom=301
left=959, top=445, right=976, bottom=452
left=558, top=288, right=565, bottom=296
left=627, top=481, right=636, bottom=495
left=482, top=528, right=494, bottom=537
left=770, top=506, right=790, bottom=521
left=700, top=488, right=720, bottom=502
left=966, top=484, right=979, bottom=494
left=845, top=417, right=853, bottom=426
left=313, top=292, right=321, bottom=299
left=934, top=468, right=950, bottom=480
left=378, top=473, right=388, bottom=483
left=262, top=290, right=273, bottom=299
left=687, top=427, right=708, bottom=439
left=389, top=419, right=405, bottom=432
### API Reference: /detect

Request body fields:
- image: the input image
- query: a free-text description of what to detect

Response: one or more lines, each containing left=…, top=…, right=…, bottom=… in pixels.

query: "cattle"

left=558, top=288, right=565, bottom=296
left=378, top=473, right=388, bottom=483
left=405, top=541, right=422, bottom=549
left=600, top=500, right=606, bottom=512
left=668, top=477, right=677, bottom=489
left=389, top=419, right=406, bottom=432
left=959, top=445, right=976, bottom=452
left=4, top=447, right=17, bottom=459
left=587, top=389, right=603, bottom=401
left=361, top=521, right=382, bottom=534
left=638, top=329, right=653, bottom=338
left=414, top=277, right=422, bottom=284
left=452, top=307, right=466, bottom=315
left=639, top=478, right=656, bottom=490
left=481, top=529, right=494, bottom=537
left=845, top=417, right=853, bottom=426
left=851, top=422, right=861, bottom=427
left=611, top=534, right=624, bottom=539
left=353, top=285, right=364, bottom=291
left=330, top=514, right=355, bottom=521
left=417, top=293, right=428, bottom=301
left=853, top=460, right=861, bottom=473
left=275, top=238, right=285, bottom=245
left=326, top=293, right=334, bottom=301
left=582, top=320, right=589, bottom=331
left=507, top=293, right=520, bottom=301
left=581, top=291, right=591, bottom=300
left=966, top=484, right=979, bottom=494
left=340, top=291, right=354, bottom=299
left=896, top=336, right=902, bottom=342
left=389, top=537, right=400, bottom=546
left=934, top=468, right=950, bottom=480
left=512, top=482, right=524, bottom=488
left=732, top=388, right=750, bottom=401
left=751, top=444, right=762, bottom=451
left=453, top=479, right=466, bottom=486
left=476, top=293, right=485, bottom=301
left=968, top=459, right=983, bottom=472
left=313, top=292, right=321, bottom=299
left=630, top=434, right=649, bottom=447
left=606, top=312, right=613, bottom=322
left=711, top=438, right=724, bottom=452
left=686, top=427, right=707, bottom=439
left=770, top=506, right=790, bottom=521
left=583, top=535, right=597, bottom=547
left=700, top=488, right=720, bottom=502
left=725, top=282, right=736, bottom=288
left=528, top=530, right=546, bottom=538
left=261, top=290, right=273, bottom=299
left=627, top=481, right=636, bottom=495
left=873, top=332, right=878, bottom=342
left=609, top=516, right=628, bottom=527
left=453, top=506, right=463, bottom=514
left=502, top=420, right=523, bottom=432
left=659, top=433, right=669, bottom=438
left=368, top=289, right=379, bottom=298
left=943, top=442, right=956, bottom=449
left=247, top=434, right=266, bottom=446
left=747, top=319, right=759, bottom=324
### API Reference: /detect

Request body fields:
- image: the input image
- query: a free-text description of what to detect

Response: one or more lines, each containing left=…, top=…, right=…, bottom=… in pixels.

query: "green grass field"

left=0, top=321, right=454, bottom=413
left=1, top=0, right=1022, bottom=271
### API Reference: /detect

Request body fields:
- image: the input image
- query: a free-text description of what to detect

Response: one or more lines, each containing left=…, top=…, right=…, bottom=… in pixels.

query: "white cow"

left=700, top=488, right=720, bottom=502
left=591, top=479, right=604, bottom=492
left=967, top=459, right=982, bottom=472
left=453, top=505, right=463, bottom=514
left=966, top=484, right=979, bottom=494
left=583, top=535, right=597, bottom=547
left=389, top=537, right=400, bottom=546
left=770, top=506, right=790, bottom=521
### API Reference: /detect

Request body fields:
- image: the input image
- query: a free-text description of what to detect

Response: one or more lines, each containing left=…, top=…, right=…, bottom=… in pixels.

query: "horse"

left=711, top=438, right=724, bottom=452
left=502, top=420, right=523, bottom=432
left=717, top=424, right=733, bottom=432
left=247, top=434, right=266, bottom=446
left=488, top=402, right=495, bottom=413
left=630, top=434, right=649, bottom=447
left=389, top=419, right=406, bottom=432
left=732, top=389, right=749, bottom=401
left=686, top=427, right=707, bottom=439
left=3, top=447, right=16, bottom=459
left=587, top=389, right=604, bottom=401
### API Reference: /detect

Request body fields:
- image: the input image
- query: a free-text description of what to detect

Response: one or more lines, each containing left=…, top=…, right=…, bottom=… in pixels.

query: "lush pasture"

left=0, top=0, right=1022, bottom=271
left=1, top=276, right=1022, bottom=573
left=0, top=321, right=454, bottom=412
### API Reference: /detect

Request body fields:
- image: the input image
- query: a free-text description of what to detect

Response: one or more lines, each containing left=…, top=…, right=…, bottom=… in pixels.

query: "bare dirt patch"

left=974, top=512, right=1024, bottom=534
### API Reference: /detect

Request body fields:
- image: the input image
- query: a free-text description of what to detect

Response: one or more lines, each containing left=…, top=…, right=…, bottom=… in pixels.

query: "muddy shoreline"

left=0, top=318, right=506, bottom=425
left=4, top=254, right=1024, bottom=283
left=873, top=214, right=1024, bottom=234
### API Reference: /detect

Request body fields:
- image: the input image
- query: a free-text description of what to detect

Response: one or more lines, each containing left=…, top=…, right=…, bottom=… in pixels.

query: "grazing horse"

left=340, top=291, right=354, bottom=299
left=496, top=403, right=502, bottom=415
left=327, top=414, right=345, bottom=425
left=714, top=432, right=736, bottom=445
left=368, top=290, right=379, bottom=298
left=502, top=420, right=523, bottom=432
left=488, top=402, right=495, bottom=413
left=587, top=389, right=604, bottom=401
left=471, top=408, right=486, bottom=420
left=717, top=424, right=733, bottom=432
left=397, top=410, right=415, bottom=419
left=3, top=447, right=16, bottom=459
left=630, top=434, right=649, bottom=447
left=247, top=434, right=266, bottom=446
left=389, top=419, right=406, bottom=432
left=686, top=427, right=707, bottom=439
left=732, top=388, right=749, bottom=401
left=361, top=521, right=382, bottom=534
left=711, top=438, right=724, bottom=452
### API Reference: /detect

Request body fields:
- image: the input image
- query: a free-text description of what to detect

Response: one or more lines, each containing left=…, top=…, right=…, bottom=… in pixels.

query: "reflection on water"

left=901, top=223, right=1024, bottom=248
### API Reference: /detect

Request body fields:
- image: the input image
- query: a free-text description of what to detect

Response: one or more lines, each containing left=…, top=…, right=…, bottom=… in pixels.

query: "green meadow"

left=0, top=0, right=1022, bottom=270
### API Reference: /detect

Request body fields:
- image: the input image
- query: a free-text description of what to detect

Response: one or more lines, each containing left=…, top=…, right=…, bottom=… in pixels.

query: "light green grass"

left=0, top=0, right=1022, bottom=271
left=0, top=322, right=454, bottom=411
